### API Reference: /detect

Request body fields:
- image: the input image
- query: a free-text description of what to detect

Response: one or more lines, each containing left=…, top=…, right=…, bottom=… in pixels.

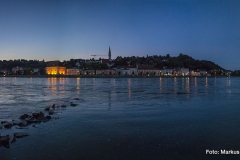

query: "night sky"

left=1, top=0, right=240, bottom=70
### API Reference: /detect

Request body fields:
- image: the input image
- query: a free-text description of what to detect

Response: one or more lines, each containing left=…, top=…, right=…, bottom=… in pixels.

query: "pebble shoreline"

left=0, top=101, right=78, bottom=149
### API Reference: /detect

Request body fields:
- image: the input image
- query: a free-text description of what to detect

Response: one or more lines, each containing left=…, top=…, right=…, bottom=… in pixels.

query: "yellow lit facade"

left=46, top=66, right=66, bottom=75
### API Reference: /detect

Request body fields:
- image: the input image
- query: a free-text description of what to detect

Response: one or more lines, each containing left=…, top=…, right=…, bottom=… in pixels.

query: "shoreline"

left=0, top=75, right=232, bottom=78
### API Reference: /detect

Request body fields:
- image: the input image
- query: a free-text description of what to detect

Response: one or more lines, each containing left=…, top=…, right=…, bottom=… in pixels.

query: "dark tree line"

left=113, top=53, right=224, bottom=71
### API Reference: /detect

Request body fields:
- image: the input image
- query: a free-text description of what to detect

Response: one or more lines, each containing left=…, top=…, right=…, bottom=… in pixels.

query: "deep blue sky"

left=0, top=0, right=240, bottom=70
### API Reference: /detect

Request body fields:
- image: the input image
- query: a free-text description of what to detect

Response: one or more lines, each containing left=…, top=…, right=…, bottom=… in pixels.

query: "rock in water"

left=11, top=137, right=16, bottom=143
left=52, top=104, right=56, bottom=109
left=4, top=123, right=13, bottom=129
left=61, top=105, right=66, bottom=108
left=45, top=115, right=51, bottom=120
left=19, top=114, right=29, bottom=120
left=49, top=110, right=54, bottom=115
left=18, top=121, right=28, bottom=127
left=70, top=102, right=77, bottom=107
left=14, top=132, right=29, bottom=138
left=45, top=107, right=50, bottom=111
left=0, top=135, right=10, bottom=148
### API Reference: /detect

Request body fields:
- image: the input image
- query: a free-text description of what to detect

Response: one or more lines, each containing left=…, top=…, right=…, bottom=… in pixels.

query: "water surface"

left=0, top=77, right=239, bottom=160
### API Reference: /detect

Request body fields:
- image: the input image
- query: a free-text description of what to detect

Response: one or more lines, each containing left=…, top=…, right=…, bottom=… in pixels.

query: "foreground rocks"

left=1, top=100, right=79, bottom=148
left=14, top=132, right=29, bottom=138
left=0, top=135, right=10, bottom=148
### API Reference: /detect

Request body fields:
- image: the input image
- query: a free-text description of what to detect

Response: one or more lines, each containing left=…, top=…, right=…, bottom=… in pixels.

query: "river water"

left=0, top=77, right=240, bottom=160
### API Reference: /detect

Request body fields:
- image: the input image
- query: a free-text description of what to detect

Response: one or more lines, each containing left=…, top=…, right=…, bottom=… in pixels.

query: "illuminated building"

left=46, top=61, right=66, bottom=75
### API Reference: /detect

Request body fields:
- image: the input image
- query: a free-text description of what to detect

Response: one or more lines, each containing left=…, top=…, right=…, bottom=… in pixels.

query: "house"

left=104, top=69, right=115, bottom=75
left=137, top=64, right=163, bottom=76
left=46, top=61, right=66, bottom=75
left=96, top=69, right=115, bottom=75
left=163, top=68, right=173, bottom=76
left=190, top=70, right=201, bottom=76
left=129, top=67, right=138, bottom=75
left=179, top=68, right=189, bottom=76
left=0, top=69, right=9, bottom=75
left=96, top=69, right=104, bottom=75
left=66, top=68, right=81, bottom=75
left=12, top=66, right=24, bottom=74
left=115, top=67, right=130, bottom=75
left=82, top=69, right=95, bottom=75
left=199, top=69, right=207, bottom=76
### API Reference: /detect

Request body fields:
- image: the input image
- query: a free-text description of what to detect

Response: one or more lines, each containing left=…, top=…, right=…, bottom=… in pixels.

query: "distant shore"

left=0, top=75, right=232, bottom=78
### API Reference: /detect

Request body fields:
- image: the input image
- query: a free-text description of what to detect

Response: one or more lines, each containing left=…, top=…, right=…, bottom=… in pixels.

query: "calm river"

left=0, top=77, right=239, bottom=160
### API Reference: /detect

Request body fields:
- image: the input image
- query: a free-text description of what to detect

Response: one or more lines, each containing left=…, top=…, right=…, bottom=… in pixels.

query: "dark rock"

left=73, top=98, right=80, bottom=100
left=19, top=114, right=29, bottom=120
left=45, top=107, right=50, bottom=111
left=52, top=104, right=55, bottom=109
left=14, top=132, right=29, bottom=138
left=70, top=102, right=77, bottom=107
left=16, top=126, right=29, bottom=129
left=37, top=112, right=45, bottom=120
left=49, top=110, right=54, bottom=115
left=32, top=113, right=40, bottom=119
left=4, top=123, right=13, bottom=129
left=61, top=105, right=66, bottom=108
left=0, top=135, right=10, bottom=148
left=45, top=115, right=51, bottom=120
left=10, top=137, right=16, bottom=143
left=1, top=121, right=7, bottom=124
left=26, top=119, right=39, bottom=124
left=32, top=112, right=44, bottom=119
left=32, top=125, right=37, bottom=128
left=18, top=122, right=28, bottom=127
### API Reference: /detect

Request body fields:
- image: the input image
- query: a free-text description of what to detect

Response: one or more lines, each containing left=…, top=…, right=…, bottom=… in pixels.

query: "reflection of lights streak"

left=226, top=77, right=231, bottom=86
left=186, top=77, right=190, bottom=94
left=128, top=79, right=131, bottom=99
left=76, top=78, right=81, bottom=95
left=205, top=77, right=208, bottom=86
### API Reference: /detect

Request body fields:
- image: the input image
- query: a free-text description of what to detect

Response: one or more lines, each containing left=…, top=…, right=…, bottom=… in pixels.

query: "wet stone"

left=0, top=135, right=10, bottom=148
left=45, top=107, right=50, bottom=111
left=19, top=114, right=29, bottom=120
left=1, top=121, right=7, bottom=124
left=45, top=115, right=51, bottom=120
left=16, top=126, right=29, bottom=129
left=14, top=132, right=29, bottom=138
left=18, top=121, right=28, bottom=127
left=4, top=123, right=13, bottom=129
left=61, top=105, right=67, bottom=108
left=70, top=103, right=77, bottom=107
left=10, top=137, right=16, bottom=143
left=49, top=110, right=54, bottom=115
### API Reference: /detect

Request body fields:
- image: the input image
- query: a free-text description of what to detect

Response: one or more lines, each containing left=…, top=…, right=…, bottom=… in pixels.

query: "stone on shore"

left=4, top=122, right=13, bottom=129
left=0, top=135, right=10, bottom=148
left=70, top=102, right=77, bottom=107
left=45, top=107, right=50, bottom=111
left=10, top=137, right=16, bottom=143
left=19, top=114, right=29, bottom=120
left=14, top=132, right=29, bottom=138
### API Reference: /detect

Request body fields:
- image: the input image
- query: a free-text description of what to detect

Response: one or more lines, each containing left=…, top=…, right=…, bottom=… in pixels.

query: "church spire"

left=108, top=46, right=111, bottom=61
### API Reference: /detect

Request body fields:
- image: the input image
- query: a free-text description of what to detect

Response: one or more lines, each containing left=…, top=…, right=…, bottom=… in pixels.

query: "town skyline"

left=1, top=0, right=240, bottom=70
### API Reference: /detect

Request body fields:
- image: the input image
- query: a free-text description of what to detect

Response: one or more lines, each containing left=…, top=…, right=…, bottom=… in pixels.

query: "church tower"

left=108, top=46, right=111, bottom=62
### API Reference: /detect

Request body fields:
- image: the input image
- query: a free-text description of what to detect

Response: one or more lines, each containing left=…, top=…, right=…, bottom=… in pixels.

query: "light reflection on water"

left=0, top=77, right=240, bottom=160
